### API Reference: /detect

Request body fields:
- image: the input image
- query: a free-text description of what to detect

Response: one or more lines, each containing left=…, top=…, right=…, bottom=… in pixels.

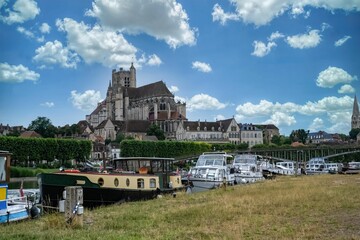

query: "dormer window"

left=204, top=127, right=207, bottom=131
left=197, top=126, right=200, bottom=131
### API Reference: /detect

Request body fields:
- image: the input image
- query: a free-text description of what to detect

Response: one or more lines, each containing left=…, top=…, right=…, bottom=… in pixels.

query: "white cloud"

left=321, top=22, right=331, bottom=32
left=316, top=66, right=357, bottom=88
left=147, top=54, right=162, bottom=66
left=40, top=102, right=54, bottom=108
left=308, top=117, right=324, bottom=132
left=39, top=22, right=51, bottom=34
left=17, top=26, right=45, bottom=42
left=212, top=1, right=360, bottom=27
left=251, top=41, right=276, bottom=57
left=70, top=90, right=102, bottom=112
left=0, top=0, right=40, bottom=24
left=169, top=86, right=179, bottom=93
left=212, top=3, right=239, bottom=25
left=286, top=29, right=321, bottom=49
left=268, top=31, right=285, bottom=41
left=187, top=94, right=227, bottom=111
left=85, top=0, right=197, bottom=49
left=235, top=96, right=353, bottom=131
left=174, top=95, right=186, bottom=104
left=0, top=62, right=39, bottom=83
left=338, top=84, right=355, bottom=94
left=192, top=61, right=212, bottom=73
left=263, top=112, right=296, bottom=127
left=17, top=26, right=34, bottom=38
left=33, top=40, right=80, bottom=69
left=334, top=36, right=351, bottom=47
left=56, top=18, right=138, bottom=68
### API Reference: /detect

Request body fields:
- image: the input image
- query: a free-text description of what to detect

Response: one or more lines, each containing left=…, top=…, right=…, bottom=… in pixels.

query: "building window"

left=160, top=102, right=166, bottom=110
left=150, top=178, right=156, bottom=188
left=137, top=178, right=144, bottom=189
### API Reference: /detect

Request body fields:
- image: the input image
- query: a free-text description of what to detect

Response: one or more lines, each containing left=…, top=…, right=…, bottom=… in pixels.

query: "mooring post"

left=64, top=186, right=84, bottom=227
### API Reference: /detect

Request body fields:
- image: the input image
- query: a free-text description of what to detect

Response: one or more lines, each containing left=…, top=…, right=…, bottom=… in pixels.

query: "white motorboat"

left=305, top=158, right=331, bottom=175
left=184, top=152, right=235, bottom=192
left=232, top=154, right=264, bottom=184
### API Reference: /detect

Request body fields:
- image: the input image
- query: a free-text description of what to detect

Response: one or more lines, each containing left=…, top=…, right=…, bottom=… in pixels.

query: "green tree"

left=146, top=124, right=165, bottom=140
left=349, top=128, right=360, bottom=140
left=289, top=129, right=309, bottom=144
left=28, top=117, right=57, bottom=138
left=271, top=135, right=282, bottom=145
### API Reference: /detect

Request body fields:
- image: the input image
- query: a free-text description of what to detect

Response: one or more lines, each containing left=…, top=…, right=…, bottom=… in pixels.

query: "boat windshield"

left=233, top=155, right=256, bottom=164
left=196, top=155, right=225, bottom=167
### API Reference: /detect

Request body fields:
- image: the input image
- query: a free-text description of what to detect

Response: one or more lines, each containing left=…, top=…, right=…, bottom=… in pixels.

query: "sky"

left=0, top=0, right=359, bottom=136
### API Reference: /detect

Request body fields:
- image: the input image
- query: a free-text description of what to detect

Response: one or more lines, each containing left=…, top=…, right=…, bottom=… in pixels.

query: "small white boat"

left=262, top=160, right=301, bottom=176
left=305, top=158, right=330, bottom=175
left=184, top=152, right=235, bottom=192
left=232, top=154, right=264, bottom=184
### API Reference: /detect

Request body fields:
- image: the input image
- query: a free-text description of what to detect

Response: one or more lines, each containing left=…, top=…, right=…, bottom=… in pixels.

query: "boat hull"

left=39, top=172, right=171, bottom=208
left=0, top=205, right=29, bottom=223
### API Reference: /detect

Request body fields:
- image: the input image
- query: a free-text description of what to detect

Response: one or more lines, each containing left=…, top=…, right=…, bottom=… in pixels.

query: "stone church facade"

left=86, top=64, right=186, bottom=140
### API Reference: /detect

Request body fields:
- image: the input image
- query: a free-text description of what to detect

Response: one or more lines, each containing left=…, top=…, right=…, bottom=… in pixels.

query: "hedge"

left=0, top=136, right=92, bottom=165
left=120, top=140, right=211, bottom=158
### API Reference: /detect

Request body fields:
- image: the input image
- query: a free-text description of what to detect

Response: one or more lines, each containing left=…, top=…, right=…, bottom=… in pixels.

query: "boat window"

left=114, top=178, right=119, bottom=187
left=150, top=178, right=156, bottom=188
left=126, top=178, right=130, bottom=187
left=137, top=179, right=144, bottom=189
left=98, top=178, right=104, bottom=186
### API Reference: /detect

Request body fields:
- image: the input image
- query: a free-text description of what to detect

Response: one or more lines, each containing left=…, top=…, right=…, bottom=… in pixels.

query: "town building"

left=239, top=123, right=263, bottom=147
left=306, top=131, right=342, bottom=144
left=255, top=124, right=280, bottom=144
left=177, top=118, right=240, bottom=144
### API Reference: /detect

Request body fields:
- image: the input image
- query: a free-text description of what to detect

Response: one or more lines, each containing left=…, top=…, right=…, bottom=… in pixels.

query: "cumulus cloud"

left=85, top=0, right=197, bottom=49
left=286, top=29, right=321, bottom=49
left=187, top=94, right=227, bottom=111
left=146, top=54, right=162, bottom=66
left=192, top=61, right=212, bottom=73
left=17, top=26, right=44, bottom=42
left=316, top=66, right=357, bottom=88
left=33, top=40, right=80, bottom=69
left=308, top=117, right=324, bottom=132
left=268, top=31, right=285, bottom=41
left=263, top=112, right=296, bottom=127
left=0, top=0, right=40, bottom=24
left=0, top=62, right=39, bottom=83
left=334, top=36, right=351, bottom=47
left=212, top=0, right=360, bottom=27
left=212, top=3, right=239, bottom=25
left=338, top=84, right=355, bottom=94
left=39, top=22, right=51, bottom=34
left=56, top=18, right=137, bottom=68
left=169, top=85, right=179, bottom=93
left=235, top=96, right=353, bottom=130
left=40, top=102, right=54, bottom=108
left=251, top=41, right=276, bottom=57
left=70, top=90, right=102, bottom=112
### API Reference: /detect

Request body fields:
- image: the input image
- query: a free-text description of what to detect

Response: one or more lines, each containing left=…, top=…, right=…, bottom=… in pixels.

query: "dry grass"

left=1, top=174, right=360, bottom=240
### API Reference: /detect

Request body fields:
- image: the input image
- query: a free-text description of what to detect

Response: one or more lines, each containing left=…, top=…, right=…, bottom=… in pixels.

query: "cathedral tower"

left=351, top=95, right=360, bottom=129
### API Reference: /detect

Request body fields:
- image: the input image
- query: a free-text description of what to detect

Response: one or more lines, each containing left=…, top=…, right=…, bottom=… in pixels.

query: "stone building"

left=255, top=124, right=280, bottom=144
left=86, top=64, right=186, bottom=140
left=239, top=123, right=263, bottom=147
left=177, top=118, right=240, bottom=144
left=352, top=95, right=360, bottom=129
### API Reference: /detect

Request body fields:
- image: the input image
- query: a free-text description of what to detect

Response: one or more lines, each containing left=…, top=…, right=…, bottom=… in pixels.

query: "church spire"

left=352, top=94, right=360, bottom=129
left=353, top=94, right=359, bottom=116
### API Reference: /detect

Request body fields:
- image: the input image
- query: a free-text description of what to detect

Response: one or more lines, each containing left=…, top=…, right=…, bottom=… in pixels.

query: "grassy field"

left=1, top=174, right=360, bottom=240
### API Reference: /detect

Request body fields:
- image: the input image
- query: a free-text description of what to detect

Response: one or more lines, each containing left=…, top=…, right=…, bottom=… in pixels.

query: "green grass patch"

left=1, top=174, right=360, bottom=239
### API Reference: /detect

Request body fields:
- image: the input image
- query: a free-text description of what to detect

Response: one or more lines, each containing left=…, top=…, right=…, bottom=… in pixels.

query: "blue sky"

left=0, top=0, right=359, bottom=136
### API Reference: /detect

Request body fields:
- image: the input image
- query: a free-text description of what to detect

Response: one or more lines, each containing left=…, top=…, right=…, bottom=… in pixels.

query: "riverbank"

left=1, top=174, right=360, bottom=239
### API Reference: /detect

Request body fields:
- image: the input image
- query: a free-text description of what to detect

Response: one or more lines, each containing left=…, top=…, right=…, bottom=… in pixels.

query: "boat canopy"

left=113, top=157, right=175, bottom=174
